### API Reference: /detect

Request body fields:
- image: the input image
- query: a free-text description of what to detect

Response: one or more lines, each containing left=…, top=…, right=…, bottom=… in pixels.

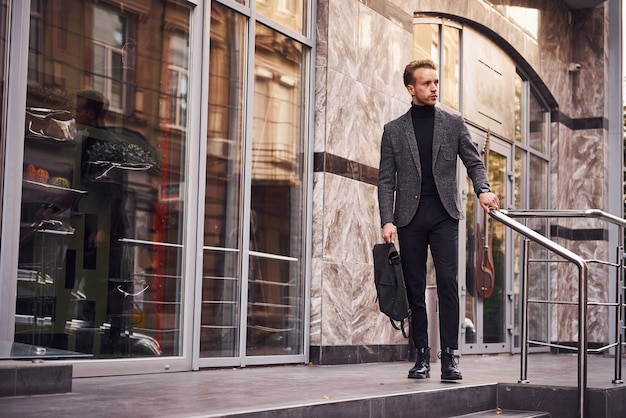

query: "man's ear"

left=406, top=84, right=415, bottom=96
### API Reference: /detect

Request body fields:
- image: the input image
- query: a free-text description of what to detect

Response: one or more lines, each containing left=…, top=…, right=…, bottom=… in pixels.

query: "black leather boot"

left=439, top=347, right=462, bottom=380
left=408, top=347, right=430, bottom=379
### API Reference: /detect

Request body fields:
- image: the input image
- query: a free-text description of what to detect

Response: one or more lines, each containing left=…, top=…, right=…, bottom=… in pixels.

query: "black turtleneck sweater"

left=410, top=104, right=437, bottom=196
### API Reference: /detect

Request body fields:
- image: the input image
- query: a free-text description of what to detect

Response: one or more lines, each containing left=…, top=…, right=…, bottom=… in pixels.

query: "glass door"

left=199, top=2, right=309, bottom=366
left=462, top=127, right=512, bottom=353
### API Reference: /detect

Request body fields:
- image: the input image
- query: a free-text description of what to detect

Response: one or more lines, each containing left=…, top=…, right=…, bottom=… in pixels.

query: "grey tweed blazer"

left=378, top=106, right=490, bottom=228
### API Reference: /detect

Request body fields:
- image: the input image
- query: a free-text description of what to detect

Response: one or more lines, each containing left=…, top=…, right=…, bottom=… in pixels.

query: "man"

left=377, top=59, right=499, bottom=381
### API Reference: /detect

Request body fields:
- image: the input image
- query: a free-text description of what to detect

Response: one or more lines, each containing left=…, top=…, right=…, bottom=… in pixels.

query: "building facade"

left=0, top=0, right=622, bottom=377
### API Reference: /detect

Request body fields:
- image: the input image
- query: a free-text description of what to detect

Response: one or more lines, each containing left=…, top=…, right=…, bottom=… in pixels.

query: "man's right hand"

left=381, top=222, right=397, bottom=244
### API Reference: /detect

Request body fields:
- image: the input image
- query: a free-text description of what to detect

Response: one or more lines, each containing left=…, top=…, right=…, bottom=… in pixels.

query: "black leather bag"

left=373, top=243, right=410, bottom=337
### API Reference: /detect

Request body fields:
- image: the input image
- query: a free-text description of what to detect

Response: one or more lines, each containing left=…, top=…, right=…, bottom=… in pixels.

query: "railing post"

left=577, top=263, right=588, bottom=418
left=614, top=242, right=624, bottom=384
left=519, top=238, right=530, bottom=383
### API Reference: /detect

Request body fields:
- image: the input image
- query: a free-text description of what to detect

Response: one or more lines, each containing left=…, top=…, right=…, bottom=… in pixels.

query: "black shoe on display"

left=439, top=347, right=463, bottom=381
left=408, top=347, right=430, bottom=379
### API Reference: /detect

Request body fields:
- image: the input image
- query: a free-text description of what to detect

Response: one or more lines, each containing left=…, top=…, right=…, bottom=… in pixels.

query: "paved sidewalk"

left=0, top=353, right=622, bottom=417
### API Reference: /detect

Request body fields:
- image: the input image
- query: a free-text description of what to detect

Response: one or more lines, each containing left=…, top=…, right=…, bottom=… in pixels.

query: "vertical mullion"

left=238, top=4, right=256, bottom=366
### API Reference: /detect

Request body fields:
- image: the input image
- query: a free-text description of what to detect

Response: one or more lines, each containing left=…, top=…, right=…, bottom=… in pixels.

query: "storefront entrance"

left=462, top=127, right=514, bottom=354
left=0, top=0, right=312, bottom=375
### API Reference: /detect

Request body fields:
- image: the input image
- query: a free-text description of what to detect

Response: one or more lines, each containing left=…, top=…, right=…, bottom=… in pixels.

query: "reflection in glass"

left=0, top=0, right=7, bottom=248
left=16, top=0, right=192, bottom=359
left=201, top=3, right=245, bottom=358
left=514, top=75, right=522, bottom=143
left=413, top=23, right=439, bottom=64
left=465, top=143, right=507, bottom=346
left=441, top=25, right=460, bottom=111
left=257, top=0, right=305, bottom=34
left=247, top=23, right=305, bottom=356
left=464, top=175, right=477, bottom=344
left=527, top=154, right=549, bottom=344
left=529, top=92, right=548, bottom=154
left=483, top=150, right=506, bottom=344
left=512, top=147, right=524, bottom=348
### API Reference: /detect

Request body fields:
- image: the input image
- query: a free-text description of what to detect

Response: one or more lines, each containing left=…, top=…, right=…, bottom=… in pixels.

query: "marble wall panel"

left=325, top=70, right=384, bottom=167
left=315, top=0, right=329, bottom=154
left=570, top=7, right=607, bottom=119
left=320, top=261, right=356, bottom=345
left=322, top=173, right=379, bottom=264
left=312, top=172, right=325, bottom=259
left=324, top=68, right=409, bottom=168
left=563, top=131, right=607, bottom=212
left=550, top=239, right=610, bottom=343
left=310, top=257, right=323, bottom=345
left=537, top=5, right=572, bottom=108
left=319, top=258, right=406, bottom=345
left=327, top=0, right=358, bottom=79
left=355, top=4, right=392, bottom=94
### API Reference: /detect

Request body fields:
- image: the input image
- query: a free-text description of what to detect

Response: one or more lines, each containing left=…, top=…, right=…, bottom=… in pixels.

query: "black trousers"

left=397, top=195, right=460, bottom=350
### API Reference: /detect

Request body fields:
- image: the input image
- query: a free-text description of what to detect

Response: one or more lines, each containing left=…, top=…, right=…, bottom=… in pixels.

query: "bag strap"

left=389, top=316, right=410, bottom=338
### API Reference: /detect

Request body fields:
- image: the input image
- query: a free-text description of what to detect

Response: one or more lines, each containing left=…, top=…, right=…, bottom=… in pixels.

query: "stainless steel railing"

left=500, top=209, right=625, bottom=384
left=488, top=209, right=589, bottom=418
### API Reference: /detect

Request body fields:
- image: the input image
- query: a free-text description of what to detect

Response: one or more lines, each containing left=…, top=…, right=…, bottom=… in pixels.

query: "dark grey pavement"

left=0, top=353, right=623, bottom=417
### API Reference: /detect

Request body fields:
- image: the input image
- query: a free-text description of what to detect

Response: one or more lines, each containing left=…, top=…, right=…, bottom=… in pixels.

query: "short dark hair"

left=403, top=59, right=438, bottom=87
left=76, top=89, right=108, bottom=118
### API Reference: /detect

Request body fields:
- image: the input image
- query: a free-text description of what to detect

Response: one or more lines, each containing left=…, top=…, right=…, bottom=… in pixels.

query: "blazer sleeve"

left=378, top=123, right=396, bottom=227
left=456, top=118, right=490, bottom=194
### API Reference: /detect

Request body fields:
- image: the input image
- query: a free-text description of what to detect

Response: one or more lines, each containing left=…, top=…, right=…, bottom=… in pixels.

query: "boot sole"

left=440, top=374, right=462, bottom=381
left=407, top=372, right=430, bottom=379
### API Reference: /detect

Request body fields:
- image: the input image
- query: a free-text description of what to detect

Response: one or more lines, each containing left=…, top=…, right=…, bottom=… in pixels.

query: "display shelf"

left=23, top=179, right=87, bottom=194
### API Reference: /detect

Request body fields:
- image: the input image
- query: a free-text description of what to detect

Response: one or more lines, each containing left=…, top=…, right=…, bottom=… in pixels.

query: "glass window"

left=529, top=91, right=548, bottom=154
left=413, top=22, right=461, bottom=111
left=165, top=33, right=189, bottom=130
left=16, top=0, right=192, bottom=360
left=514, top=74, right=522, bottom=143
left=92, top=5, right=128, bottom=111
left=247, top=22, right=305, bottom=356
left=0, top=0, right=8, bottom=248
left=201, top=3, right=246, bottom=358
left=413, top=23, right=438, bottom=64
left=257, top=0, right=305, bottom=35
left=441, top=25, right=460, bottom=111
left=28, top=0, right=43, bottom=85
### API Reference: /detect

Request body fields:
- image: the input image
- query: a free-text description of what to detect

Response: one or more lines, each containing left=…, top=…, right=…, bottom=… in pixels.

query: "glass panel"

left=529, top=91, right=548, bottom=154
left=413, top=23, right=439, bottom=64
left=248, top=23, right=305, bottom=356
left=257, top=0, right=304, bottom=34
left=483, top=149, right=507, bottom=344
left=441, top=25, right=460, bottom=111
left=16, top=0, right=192, bottom=359
left=28, top=0, right=43, bottom=84
left=464, top=176, right=478, bottom=344
left=514, top=75, right=522, bottom=143
left=0, top=0, right=7, bottom=249
left=465, top=142, right=507, bottom=346
left=201, top=3, right=245, bottom=358
left=512, top=147, right=524, bottom=348
left=528, top=155, right=549, bottom=344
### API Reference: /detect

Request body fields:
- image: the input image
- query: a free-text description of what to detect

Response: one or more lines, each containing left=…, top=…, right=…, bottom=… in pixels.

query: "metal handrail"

left=487, top=209, right=589, bottom=418
left=502, top=208, right=625, bottom=384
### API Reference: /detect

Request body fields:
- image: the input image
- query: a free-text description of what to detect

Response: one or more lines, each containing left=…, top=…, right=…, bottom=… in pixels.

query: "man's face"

left=75, top=97, right=94, bottom=126
left=407, top=67, right=438, bottom=106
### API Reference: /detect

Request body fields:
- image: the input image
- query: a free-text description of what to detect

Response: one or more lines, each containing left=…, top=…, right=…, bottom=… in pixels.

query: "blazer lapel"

left=400, top=111, right=421, bottom=171
left=432, top=107, right=445, bottom=169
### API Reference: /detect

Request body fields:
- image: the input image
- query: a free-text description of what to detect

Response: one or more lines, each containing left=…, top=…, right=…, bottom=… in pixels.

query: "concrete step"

left=452, top=409, right=550, bottom=417
left=0, top=361, right=72, bottom=397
